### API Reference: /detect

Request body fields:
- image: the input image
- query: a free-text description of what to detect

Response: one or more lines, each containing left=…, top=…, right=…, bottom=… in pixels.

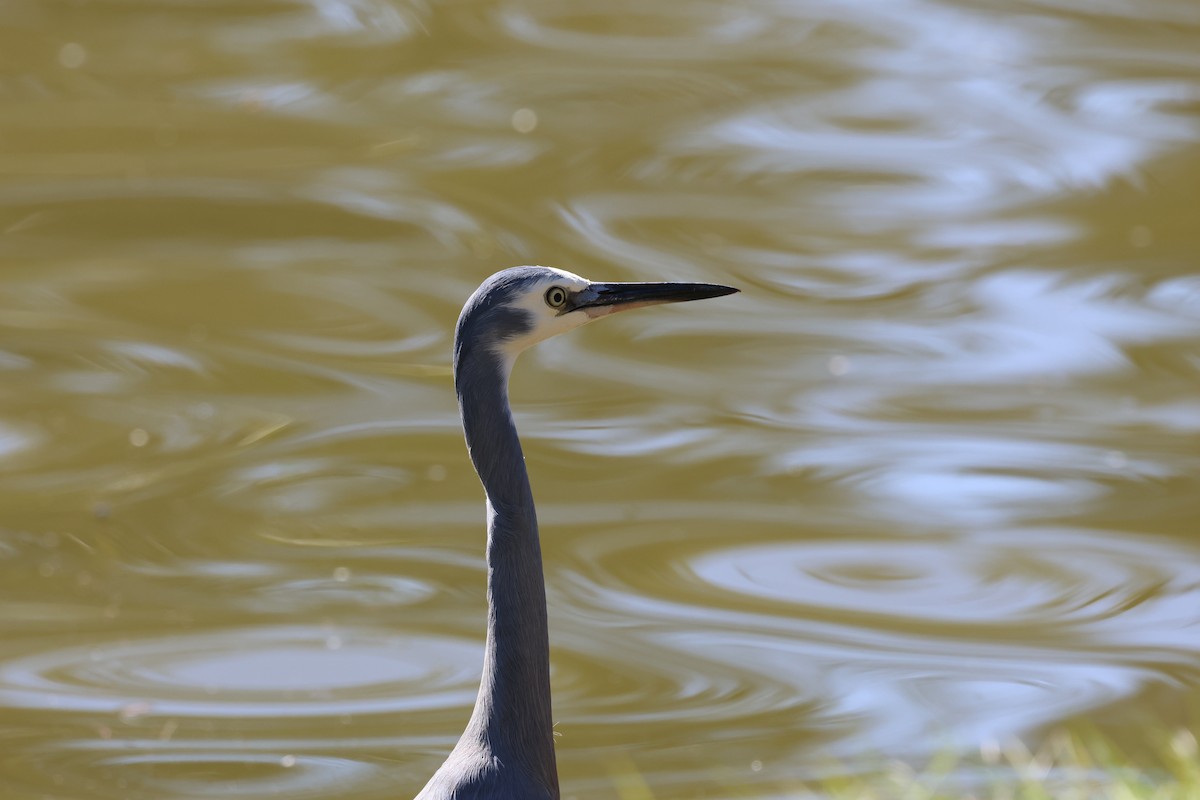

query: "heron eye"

left=544, top=286, right=568, bottom=308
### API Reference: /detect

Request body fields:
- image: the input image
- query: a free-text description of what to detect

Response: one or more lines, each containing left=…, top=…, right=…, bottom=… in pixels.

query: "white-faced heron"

left=416, top=266, right=738, bottom=799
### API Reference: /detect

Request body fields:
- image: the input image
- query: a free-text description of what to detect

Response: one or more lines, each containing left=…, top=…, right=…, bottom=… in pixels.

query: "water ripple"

left=551, top=523, right=1200, bottom=750
left=0, top=626, right=477, bottom=719
left=690, top=528, right=1200, bottom=640
left=96, top=751, right=377, bottom=799
left=17, top=744, right=383, bottom=800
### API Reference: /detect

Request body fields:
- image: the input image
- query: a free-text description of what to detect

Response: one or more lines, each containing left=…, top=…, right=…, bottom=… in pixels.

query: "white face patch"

left=490, top=266, right=595, bottom=373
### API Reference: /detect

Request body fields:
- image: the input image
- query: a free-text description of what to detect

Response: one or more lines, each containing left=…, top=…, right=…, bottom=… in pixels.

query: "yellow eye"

left=544, top=286, right=568, bottom=308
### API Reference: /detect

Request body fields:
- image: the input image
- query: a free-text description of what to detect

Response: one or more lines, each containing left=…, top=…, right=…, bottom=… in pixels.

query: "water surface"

left=2, top=0, right=1199, bottom=797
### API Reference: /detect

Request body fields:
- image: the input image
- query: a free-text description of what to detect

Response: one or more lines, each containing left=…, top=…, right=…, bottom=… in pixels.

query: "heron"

left=415, top=266, right=737, bottom=800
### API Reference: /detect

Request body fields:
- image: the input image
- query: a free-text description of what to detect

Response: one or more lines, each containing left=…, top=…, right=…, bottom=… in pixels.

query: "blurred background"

left=1, top=0, right=1199, bottom=798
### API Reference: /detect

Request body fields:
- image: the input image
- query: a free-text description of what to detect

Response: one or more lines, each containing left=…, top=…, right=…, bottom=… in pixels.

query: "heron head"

left=454, top=266, right=737, bottom=376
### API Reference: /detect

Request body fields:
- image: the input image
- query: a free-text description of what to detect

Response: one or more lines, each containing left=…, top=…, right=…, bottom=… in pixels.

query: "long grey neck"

left=454, top=348, right=559, bottom=797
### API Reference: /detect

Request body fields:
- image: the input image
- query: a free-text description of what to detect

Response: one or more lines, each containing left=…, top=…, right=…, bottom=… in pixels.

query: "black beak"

left=567, top=281, right=738, bottom=317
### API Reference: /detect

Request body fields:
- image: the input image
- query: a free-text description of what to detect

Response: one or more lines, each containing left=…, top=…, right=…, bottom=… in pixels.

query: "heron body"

left=416, top=266, right=737, bottom=800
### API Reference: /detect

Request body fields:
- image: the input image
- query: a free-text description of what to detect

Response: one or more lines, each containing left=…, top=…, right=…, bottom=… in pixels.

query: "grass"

left=785, top=727, right=1200, bottom=800
left=605, top=725, right=1200, bottom=800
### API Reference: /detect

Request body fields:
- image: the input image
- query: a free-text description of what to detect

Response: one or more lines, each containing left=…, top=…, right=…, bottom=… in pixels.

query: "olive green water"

left=2, top=1, right=1200, bottom=798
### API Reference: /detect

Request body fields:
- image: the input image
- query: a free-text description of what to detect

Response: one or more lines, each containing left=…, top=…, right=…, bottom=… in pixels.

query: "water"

left=2, top=0, right=1199, bottom=797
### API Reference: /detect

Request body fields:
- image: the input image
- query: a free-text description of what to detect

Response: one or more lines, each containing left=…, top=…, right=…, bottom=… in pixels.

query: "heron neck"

left=454, top=352, right=559, bottom=796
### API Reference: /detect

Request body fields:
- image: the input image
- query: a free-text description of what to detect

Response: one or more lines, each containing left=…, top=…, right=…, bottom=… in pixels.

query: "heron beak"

left=569, top=281, right=739, bottom=318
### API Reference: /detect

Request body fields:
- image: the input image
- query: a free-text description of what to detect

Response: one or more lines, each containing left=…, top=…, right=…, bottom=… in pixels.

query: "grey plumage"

left=416, top=266, right=736, bottom=800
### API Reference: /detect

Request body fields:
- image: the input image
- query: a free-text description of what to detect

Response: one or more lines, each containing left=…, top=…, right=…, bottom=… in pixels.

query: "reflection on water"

left=2, top=0, right=1199, bottom=797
